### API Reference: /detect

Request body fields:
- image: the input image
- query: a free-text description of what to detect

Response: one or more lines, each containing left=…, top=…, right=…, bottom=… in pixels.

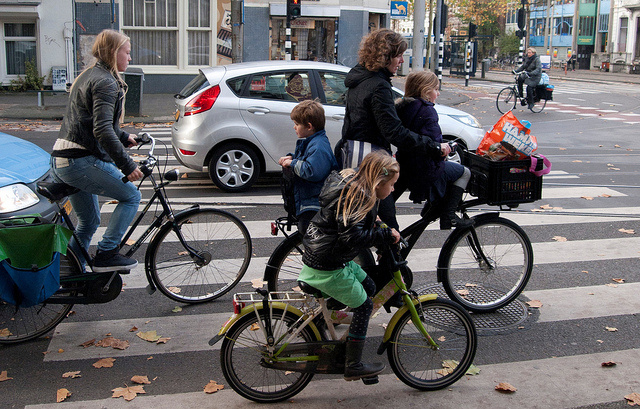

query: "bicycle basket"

left=0, top=216, right=72, bottom=307
left=463, top=151, right=543, bottom=205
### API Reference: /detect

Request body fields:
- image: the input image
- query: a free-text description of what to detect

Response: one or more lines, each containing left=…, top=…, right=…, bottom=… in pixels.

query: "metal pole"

left=465, top=41, right=471, bottom=86
left=432, top=0, right=442, bottom=71
left=231, top=0, right=244, bottom=63
left=412, top=0, right=426, bottom=71
left=285, top=22, right=292, bottom=60
left=437, top=33, right=444, bottom=88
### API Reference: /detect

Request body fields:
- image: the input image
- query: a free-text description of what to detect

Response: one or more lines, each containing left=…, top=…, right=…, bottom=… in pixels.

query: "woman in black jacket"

left=51, top=29, right=143, bottom=272
left=337, top=28, right=441, bottom=230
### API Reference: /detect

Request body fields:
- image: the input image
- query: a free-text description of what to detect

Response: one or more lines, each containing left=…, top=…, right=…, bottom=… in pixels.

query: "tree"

left=449, top=0, right=508, bottom=36
left=496, top=32, right=521, bottom=57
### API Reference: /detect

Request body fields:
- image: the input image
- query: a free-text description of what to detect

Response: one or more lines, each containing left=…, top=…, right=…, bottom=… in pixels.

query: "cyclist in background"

left=514, top=47, right=542, bottom=110
left=51, top=29, right=143, bottom=272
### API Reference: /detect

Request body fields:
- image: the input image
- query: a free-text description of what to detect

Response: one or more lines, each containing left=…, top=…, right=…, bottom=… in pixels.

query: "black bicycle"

left=264, top=150, right=539, bottom=313
left=496, top=74, right=547, bottom=114
left=0, top=134, right=251, bottom=343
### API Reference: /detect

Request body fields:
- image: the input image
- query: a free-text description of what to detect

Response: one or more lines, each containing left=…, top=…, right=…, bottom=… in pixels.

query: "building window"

left=554, top=17, right=572, bottom=35
left=578, top=16, right=595, bottom=37
left=598, top=14, right=609, bottom=32
left=122, top=0, right=212, bottom=68
left=4, top=23, right=36, bottom=75
left=530, top=18, right=545, bottom=36
left=618, top=17, right=628, bottom=52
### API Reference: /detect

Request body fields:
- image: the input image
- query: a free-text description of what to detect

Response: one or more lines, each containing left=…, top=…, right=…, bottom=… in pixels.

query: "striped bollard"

left=285, top=27, right=292, bottom=61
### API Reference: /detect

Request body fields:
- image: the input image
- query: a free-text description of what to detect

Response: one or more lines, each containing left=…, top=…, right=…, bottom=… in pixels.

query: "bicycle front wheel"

left=0, top=249, right=80, bottom=344
left=387, top=298, right=477, bottom=391
left=149, top=208, right=251, bottom=303
left=439, top=216, right=533, bottom=312
left=496, top=87, right=517, bottom=114
left=221, top=309, right=318, bottom=403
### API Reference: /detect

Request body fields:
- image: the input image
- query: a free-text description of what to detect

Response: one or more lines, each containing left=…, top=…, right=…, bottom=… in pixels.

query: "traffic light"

left=469, top=23, right=477, bottom=39
left=516, top=29, right=526, bottom=39
left=287, top=0, right=301, bottom=21
left=517, top=8, right=526, bottom=30
left=441, top=4, right=448, bottom=31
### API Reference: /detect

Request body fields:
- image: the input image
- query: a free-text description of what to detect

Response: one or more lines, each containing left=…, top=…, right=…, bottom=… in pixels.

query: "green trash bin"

left=124, top=67, right=144, bottom=117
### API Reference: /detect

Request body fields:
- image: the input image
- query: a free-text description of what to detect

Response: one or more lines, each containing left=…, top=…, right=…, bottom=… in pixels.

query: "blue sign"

left=391, top=1, right=408, bottom=19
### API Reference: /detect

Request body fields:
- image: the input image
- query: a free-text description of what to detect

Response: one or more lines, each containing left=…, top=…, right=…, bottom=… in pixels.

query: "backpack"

left=280, top=167, right=297, bottom=227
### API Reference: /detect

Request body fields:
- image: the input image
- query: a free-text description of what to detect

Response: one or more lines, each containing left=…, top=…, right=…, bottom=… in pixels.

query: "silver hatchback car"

left=172, top=61, right=484, bottom=192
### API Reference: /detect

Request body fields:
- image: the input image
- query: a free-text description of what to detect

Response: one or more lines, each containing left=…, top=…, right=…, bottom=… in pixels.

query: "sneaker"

left=93, top=248, right=138, bottom=272
left=520, top=99, right=527, bottom=106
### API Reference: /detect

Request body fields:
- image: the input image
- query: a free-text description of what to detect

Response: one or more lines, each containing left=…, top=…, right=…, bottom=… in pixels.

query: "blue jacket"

left=289, top=130, right=339, bottom=216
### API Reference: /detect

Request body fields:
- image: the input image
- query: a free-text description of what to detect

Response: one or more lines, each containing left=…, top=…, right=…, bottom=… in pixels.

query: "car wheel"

left=444, top=137, right=465, bottom=164
left=208, top=143, right=261, bottom=192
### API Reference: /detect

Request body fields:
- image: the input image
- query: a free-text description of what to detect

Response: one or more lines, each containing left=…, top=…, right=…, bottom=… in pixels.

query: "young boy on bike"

left=278, top=100, right=338, bottom=235
left=299, top=151, right=401, bottom=381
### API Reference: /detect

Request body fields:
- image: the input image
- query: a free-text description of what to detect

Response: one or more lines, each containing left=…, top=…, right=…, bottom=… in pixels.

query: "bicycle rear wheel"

left=264, top=232, right=375, bottom=292
left=0, top=249, right=80, bottom=344
left=387, top=298, right=477, bottom=390
left=439, top=216, right=533, bottom=312
left=529, top=96, right=547, bottom=113
left=496, top=87, right=517, bottom=114
left=149, top=208, right=251, bottom=303
left=220, top=309, right=318, bottom=403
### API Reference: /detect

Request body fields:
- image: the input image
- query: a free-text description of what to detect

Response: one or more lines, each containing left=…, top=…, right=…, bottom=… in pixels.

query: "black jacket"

left=340, top=64, right=440, bottom=155
left=54, top=61, right=137, bottom=176
left=302, top=171, right=392, bottom=270
left=515, top=54, right=542, bottom=87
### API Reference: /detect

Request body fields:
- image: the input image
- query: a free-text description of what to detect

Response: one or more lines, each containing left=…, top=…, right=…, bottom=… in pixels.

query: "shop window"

left=247, top=72, right=311, bottom=102
left=4, top=23, right=36, bottom=75
left=318, top=71, right=347, bottom=106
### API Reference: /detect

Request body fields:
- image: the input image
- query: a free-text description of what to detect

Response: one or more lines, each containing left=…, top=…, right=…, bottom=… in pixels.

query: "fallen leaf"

left=204, top=380, right=225, bottom=394
left=172, top=306, right=182, bottom=313
left=495, top=382, right=517, bottom=393
left=129, top=326, right=138, bottom=332
left=614, top=144, right=621, bottom=148
left=572, top=160, right=582, bottom=163
left=131, top=375, right=151, bottom=384
left=57, top=388, right=72, bottom=403
left=464, top=283, right=478, bottom=287
left=251, top=278, right=267, bottom=289
left=96, top=337, right=130, bottom=350
left=92, top=358, right=116, bottom=368
left=62, top=371, right=82, bottom=379
left=168, top=286, right=181, bottom=294
left=559, top=147, right=567, bottom=150
left=609, top=167, right=620, bottom=171
left=601, top=361, right=617, bottom=367
left=249, top=323, right=260, bottom=331
left=79, top=338, right=96, bottom=348
left=580, top=196, right=594, bottom=200
left=465, top=364, right=480, bottom=375
left=600, top=194, right=612, bottom=198
left=607, top=163, right=615, bottom=167
left=0, top=328, right=12, bottom=337
left=156, top=337, right=171, bottom=344
left=456, top=289, right=469, bottom=296
left=526, top=300, right=543, bottom=308
left=597, top=339, right=604, bottom=343
left=606, top=283, right=618, bottom=288
left=0, top=370, right=13, bottom=381
left=137, top=330, right=162, bottom=342
left=619, top=228, right=635, bottom=234
left=112, top=385, right=146, bottom=401
left=58, top=348, right=64, bottom=353
left=582, top=270, right=589, bottom=274
left=605, top=326, right=618, bottom=332
left=625, top=393, right=640, bottom=406
left=552, top=236, right=567, bottom=242
left=612, top=278, right=625, bottom=283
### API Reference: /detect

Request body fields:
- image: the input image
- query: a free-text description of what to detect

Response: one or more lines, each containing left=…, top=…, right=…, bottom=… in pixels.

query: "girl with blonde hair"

left=395, top=70, right=473, bottom=229
left=51, top=29, right=143, bottom=272
left=299, top=151, right=401, bottom=381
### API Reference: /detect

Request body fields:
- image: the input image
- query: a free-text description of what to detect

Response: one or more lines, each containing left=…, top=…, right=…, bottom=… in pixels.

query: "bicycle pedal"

left=116, top=270, right=131, bottom=275
left=361, top=376, right=379, bottom=385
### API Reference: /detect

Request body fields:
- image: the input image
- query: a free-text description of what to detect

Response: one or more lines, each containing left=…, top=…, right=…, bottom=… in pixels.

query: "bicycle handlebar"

left=122, top=132, right=155, bottom=183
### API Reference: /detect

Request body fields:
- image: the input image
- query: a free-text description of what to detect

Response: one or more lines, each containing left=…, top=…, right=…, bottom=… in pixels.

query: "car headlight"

left=0, top=184, right=39, bottom=213
left=449, top=114, right=482, bottom=128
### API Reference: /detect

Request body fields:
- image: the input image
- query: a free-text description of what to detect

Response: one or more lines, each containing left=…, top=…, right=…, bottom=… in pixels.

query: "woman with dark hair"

left=338, top=28, right=440, bottom=230
left=51, top=29, right=143, bottom=272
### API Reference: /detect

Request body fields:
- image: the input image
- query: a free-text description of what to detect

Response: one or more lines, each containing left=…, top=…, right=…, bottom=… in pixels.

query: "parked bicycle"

left=265, top=150, right=540, bottom=313
left=0, top=134, right=251, bottom=343
left=211, top=240, right=477, bottom=403
left=496, top=74, right=547, bottom=114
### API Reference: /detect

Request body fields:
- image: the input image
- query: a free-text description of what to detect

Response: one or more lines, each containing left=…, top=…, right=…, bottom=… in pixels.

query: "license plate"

left=63, top=199, right=73, bottom=214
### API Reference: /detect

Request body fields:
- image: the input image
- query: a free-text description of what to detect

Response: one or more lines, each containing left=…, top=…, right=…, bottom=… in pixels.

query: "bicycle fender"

left=380, top=294, right=438, bottom=345
left=208, top=302, right=321, bottom=346
left=436, top=212, right=500, bottom=283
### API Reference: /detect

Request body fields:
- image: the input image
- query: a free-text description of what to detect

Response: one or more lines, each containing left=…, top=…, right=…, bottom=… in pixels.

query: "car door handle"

left=332, top=114, right=345, bottom=120
left=247, top=107, right=271, bottom=115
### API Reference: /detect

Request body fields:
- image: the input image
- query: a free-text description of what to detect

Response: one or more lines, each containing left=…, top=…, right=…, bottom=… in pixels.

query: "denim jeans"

left=51, top=156, right=141, bottom=265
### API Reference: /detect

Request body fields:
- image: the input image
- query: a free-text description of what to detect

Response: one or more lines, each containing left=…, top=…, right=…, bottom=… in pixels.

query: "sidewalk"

left=1, top=67, right=638, bottom=123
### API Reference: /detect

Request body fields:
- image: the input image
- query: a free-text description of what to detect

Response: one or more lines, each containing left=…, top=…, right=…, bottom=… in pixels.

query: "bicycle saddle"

left=297, top=281, right=347, bottom=310
left=37, top=181, right=80, bottom=202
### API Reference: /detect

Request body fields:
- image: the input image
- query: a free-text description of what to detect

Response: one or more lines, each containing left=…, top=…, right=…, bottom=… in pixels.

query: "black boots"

left=93, top=248, right=138, bottom=272
left=344, top=338, right=385, bottom=381
left=440, top=186, right=474, bottom=230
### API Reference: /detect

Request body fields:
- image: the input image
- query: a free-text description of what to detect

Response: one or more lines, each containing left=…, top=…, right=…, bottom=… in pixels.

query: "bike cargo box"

left=536, top=84, right=553, bottom=100
left=463, top=151, right=543, bottom=205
